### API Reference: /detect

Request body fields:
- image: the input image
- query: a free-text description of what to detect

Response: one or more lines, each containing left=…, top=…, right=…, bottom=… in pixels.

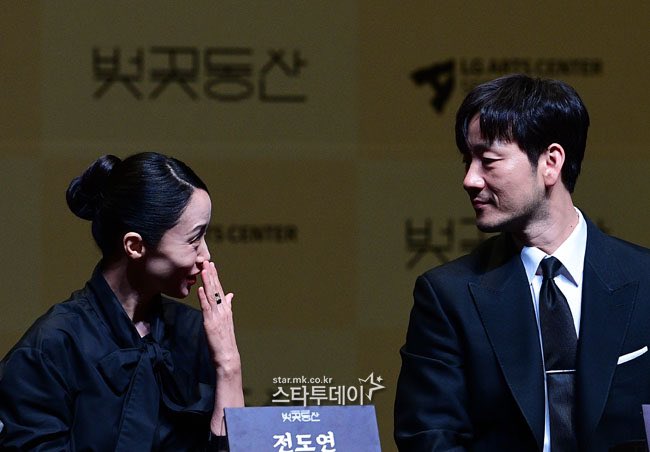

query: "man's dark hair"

left=455, top=74, right=590, bottom=192
left=66, top=152, right=208, bottom=259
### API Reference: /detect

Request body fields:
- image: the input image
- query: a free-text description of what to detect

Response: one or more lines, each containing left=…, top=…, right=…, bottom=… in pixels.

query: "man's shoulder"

left=420, top=234, right=508, bottom=282
left=594, top=231, right=650, bottom=276
left=584, top=213, right=650, bottom=257
left=586, top=212, right=648, bottom=251
left=600, top=233, right=650, bottom=257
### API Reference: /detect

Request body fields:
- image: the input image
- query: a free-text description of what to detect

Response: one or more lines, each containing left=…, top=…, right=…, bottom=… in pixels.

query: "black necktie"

left=539, top=256, right=578, bottom=451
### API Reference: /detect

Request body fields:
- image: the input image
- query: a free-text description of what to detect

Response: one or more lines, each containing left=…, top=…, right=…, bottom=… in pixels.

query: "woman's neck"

left=101, top=258, right=155, bottom=324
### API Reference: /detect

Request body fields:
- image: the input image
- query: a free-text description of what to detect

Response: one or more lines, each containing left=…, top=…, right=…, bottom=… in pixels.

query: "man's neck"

left=514, top=196, right=579, bottom=255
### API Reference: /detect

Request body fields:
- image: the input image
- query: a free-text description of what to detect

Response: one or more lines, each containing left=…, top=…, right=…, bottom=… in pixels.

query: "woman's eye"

left=191, top=233, right=206, bottom=247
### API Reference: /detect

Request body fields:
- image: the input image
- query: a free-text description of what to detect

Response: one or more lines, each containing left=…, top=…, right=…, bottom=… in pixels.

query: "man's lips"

left=471, top=198, right=491, bottom=208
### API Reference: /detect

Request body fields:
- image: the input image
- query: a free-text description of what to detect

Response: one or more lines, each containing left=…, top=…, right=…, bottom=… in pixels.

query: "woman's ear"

left=123, top=232, right=146, bottom=260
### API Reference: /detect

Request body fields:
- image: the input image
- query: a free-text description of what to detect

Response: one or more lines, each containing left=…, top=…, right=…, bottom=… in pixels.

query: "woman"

left=0, top=152, right=243, bottom=450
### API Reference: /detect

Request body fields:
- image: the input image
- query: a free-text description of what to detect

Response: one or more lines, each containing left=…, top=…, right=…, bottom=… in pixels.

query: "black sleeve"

left=394, top=275, right=472, bottom=451
left=0, top=346, right=74, bottom=450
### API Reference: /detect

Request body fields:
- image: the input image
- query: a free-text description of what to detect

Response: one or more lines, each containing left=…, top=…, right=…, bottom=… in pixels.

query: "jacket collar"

left=469, top=234, right=546, bottom=450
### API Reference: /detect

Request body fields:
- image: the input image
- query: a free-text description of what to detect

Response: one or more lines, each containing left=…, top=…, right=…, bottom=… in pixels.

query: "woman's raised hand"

left=197, top=261, right=240, bottom=369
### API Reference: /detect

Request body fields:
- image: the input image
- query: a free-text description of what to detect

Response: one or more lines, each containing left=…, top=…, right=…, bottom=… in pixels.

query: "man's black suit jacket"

left=395, top=217, right=650, bottom=451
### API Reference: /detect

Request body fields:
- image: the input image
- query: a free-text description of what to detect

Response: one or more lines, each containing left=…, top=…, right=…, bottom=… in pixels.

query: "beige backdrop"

left=2, top=1, right=649, bottom=450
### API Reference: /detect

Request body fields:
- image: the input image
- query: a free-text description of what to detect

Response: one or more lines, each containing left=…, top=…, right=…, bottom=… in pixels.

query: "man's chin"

left=474, top=216, right=504, bottom=233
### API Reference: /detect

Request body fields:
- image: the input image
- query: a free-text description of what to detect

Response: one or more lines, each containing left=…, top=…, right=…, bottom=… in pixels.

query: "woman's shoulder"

left=7, top=286, right=97, bottom=354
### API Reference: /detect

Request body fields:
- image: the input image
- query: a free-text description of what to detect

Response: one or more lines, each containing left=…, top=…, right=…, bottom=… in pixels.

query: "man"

left=394, top=74, right=650, bottom=451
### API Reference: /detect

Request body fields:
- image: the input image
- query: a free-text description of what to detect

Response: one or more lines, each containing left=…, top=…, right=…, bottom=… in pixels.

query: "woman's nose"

left=197, top=237, right=211, bottom=263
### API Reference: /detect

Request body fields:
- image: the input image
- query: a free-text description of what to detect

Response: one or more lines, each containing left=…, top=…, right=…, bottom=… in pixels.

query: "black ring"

left=215, top=293, right=222, bottom=304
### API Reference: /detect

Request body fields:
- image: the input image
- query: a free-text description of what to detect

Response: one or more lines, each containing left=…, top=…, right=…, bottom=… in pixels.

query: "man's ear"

left=123, top=232, right=146, bottom=260
left=541, top=143, right=565, bottom=187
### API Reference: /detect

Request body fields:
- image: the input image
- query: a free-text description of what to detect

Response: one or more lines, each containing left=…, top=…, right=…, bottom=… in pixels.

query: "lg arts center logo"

left=412, top=57, right=604, bottom=114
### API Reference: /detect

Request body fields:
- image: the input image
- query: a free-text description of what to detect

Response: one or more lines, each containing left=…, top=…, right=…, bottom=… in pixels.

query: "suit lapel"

left=576, top=220, right=638, bottom=439
left=469, top=235, right=545, bottom=450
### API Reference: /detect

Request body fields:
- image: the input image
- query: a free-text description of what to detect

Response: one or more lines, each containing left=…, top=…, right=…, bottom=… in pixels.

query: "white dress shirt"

left=520, top=208, right=587, bottom=452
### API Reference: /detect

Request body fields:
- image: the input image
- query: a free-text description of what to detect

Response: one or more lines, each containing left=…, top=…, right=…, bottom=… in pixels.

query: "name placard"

left=224, top=405, right=381, bottom=451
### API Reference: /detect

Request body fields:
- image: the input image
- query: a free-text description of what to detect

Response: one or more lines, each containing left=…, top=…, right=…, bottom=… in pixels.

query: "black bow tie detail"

left=98, top=341, right=173, bottom=394
left=98, top=339, right=213, bottom=451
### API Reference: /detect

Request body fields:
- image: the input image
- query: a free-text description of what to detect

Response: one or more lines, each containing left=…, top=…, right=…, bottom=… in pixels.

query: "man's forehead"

left=466, top=121, right=491, bottom=150
left=467, top=115, right=487, bottom=142
left=467, top=116, right=517, bottom=150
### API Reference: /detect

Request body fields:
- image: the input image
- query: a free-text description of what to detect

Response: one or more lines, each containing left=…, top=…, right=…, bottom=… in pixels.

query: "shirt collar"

left=520, top=208, right=587, bottom=286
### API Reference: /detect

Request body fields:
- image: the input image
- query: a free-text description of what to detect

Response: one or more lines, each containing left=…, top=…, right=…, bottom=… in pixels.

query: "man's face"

left=462, top=115, right=547, bottom=233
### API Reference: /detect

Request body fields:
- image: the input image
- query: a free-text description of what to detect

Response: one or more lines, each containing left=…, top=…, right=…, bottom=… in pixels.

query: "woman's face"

left=144, top=188, right=212, bottom=298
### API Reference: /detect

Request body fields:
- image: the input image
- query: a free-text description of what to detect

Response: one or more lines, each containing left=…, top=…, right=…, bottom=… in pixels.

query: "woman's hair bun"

left=66, top=155, right=121, bottom=220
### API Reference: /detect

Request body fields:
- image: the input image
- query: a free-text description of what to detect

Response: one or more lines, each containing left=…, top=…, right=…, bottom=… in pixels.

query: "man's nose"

left=463, top=161, right=485, bottom=192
